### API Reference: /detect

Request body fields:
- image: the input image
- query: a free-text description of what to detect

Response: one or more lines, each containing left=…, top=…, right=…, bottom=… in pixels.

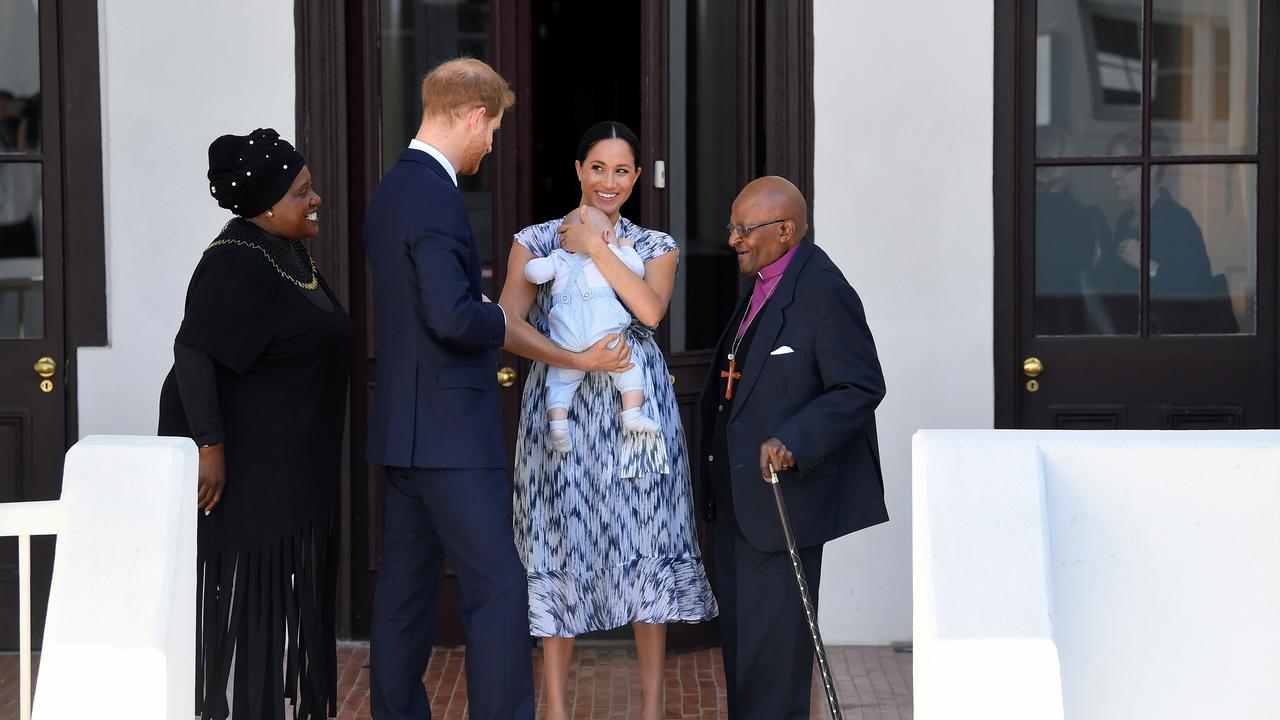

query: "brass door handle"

left=497, top=367, right=517, bottom=388
left=33, top=356, right=56, bottom=378
left=1022, top=357, right=1044, bottom=378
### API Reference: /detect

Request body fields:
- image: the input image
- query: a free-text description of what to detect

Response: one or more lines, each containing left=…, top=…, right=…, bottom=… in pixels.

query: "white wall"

left=77, top=0, right=296, bottom=437
left=813, top=0, right=995, bottom=644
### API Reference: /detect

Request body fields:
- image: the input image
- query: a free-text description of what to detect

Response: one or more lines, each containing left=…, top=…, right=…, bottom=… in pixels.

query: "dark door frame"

left=296, top=0, right=815, bottom=640
left=993, top=0, right=1020, bottom=428
left=24, top=0, right=109, bottom=443
left=293, top=0, right=353, bottom=635
left=993, top=0, right=1280, bottom=429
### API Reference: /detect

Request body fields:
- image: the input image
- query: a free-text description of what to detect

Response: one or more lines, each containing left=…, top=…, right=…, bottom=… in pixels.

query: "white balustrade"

left=0, top=500, right=61, bottom=720
left=0, top=436, right=196, bottom=720
left=914, top=430, right=1280, bottom=719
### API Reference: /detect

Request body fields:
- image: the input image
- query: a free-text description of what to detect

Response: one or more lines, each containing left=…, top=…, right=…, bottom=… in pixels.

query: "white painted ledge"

left=913, top=430, right=1280, bottom=719
left=32, top=435, right=197, bottom=720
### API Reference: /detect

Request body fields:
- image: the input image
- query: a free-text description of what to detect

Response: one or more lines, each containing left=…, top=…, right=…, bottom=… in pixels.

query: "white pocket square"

left=769, top=345, right=795, bottom=356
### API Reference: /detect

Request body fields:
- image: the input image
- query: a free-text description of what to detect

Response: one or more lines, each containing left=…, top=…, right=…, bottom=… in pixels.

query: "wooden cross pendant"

left=721, top=357, right=741, bottom=399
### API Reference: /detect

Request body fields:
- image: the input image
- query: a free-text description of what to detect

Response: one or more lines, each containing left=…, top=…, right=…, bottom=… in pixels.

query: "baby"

left=524, top=206, right=661, bottom=452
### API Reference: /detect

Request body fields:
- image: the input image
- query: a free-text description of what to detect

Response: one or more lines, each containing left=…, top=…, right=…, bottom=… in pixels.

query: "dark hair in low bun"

left=577, top=121, right=640, bottom=164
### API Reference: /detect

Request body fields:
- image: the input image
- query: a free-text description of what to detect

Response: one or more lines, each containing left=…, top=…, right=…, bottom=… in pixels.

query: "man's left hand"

left=759, top=437, right=796, bottom=481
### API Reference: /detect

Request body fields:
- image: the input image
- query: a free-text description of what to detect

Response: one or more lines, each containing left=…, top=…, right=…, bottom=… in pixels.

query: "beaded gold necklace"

left=205, top=236, right=320, bottom=290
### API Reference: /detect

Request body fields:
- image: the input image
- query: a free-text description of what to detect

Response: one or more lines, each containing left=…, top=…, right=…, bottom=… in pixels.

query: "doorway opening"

left=529, top=1, right=642, bottom=222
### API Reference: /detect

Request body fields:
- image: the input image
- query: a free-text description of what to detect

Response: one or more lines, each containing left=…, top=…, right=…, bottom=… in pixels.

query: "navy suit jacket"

left=698, top=241, right=889, bottom=551
left=364, top=149, right=507, bottom=469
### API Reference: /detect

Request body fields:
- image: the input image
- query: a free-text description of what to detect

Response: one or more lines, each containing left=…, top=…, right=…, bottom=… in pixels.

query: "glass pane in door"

left=1151, top=0, right=1257, bottom=155
left=1036, top=0, right=1143, bottom=158
left=667, top=0, right=742, bottom=352
left=0, top=0, right=41, bottom=154
left=380, top=0, right=495, bottom=296
left=1148, top=163, right=1255, bottom=335
left=0, top=162, right=42, bottom=338
left=1035, top=163, right=1140, bottom=335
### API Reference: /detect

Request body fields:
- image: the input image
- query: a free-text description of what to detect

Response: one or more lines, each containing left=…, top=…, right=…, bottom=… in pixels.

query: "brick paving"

left=0, top=643, right=911, bottom=719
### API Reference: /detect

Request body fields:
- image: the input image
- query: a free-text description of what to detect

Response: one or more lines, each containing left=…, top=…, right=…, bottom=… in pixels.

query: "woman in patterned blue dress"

left=497, top=121, right=717, bottom=720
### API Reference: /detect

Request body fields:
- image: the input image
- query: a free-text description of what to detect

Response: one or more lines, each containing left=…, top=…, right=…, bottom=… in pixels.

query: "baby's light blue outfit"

left=524, top=245, right=646, bottom=410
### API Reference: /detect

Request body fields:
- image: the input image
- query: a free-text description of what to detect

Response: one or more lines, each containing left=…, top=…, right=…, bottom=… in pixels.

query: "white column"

left=32, top=436, right=197, bottom=720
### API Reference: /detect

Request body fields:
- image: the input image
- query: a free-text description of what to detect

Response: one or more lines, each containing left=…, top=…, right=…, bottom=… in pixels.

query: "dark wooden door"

left=342, top=0, right=812, bottom=650
left=344, top=0, right=514, bottom=645
left=0, top=0, right=66, bottom=649
left=344, top=0, right=722, bottom=647
left=997, top=0, right=1279, bottom=429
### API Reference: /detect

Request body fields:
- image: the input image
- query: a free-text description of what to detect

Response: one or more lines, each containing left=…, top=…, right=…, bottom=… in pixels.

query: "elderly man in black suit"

left=698, top=176, right=888, bottom=719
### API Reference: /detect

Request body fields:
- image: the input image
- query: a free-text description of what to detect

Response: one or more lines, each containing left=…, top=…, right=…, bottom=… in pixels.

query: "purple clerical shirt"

left=735, top=243, right=800, bottom=341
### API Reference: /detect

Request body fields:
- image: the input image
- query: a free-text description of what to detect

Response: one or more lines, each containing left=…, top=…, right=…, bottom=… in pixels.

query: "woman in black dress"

left=158, top=128, right=351, bottom=720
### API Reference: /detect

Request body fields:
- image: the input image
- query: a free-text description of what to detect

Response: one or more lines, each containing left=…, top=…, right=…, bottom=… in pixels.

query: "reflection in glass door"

left=1034, top=0, right=1259, bottom=338
left=1004, top=0, right=1275, bottom=429
left=666, top=0, right=743, bottom=354
left=0, top=162, right=42, bottom=338
left=0, top=0, right=45, bottom=338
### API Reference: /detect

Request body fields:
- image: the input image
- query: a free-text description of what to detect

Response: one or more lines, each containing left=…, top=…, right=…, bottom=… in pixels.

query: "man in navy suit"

left=362, top=57, right=532, bottom=720
left=698, top=176, right=889, bottom=719
left=365, top=57, right=632, bottom=720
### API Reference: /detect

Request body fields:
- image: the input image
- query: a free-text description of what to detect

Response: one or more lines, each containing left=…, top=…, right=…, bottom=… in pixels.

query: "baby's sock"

left=550, top=419, right=572, bottom=453
left=620, top=407, right=660, bottom=434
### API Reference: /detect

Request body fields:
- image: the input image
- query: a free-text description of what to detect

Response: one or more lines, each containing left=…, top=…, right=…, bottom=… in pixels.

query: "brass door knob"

left=1022, top=357, right=1044, bottom=378
left=497, top=367, right=517, bottom=387
left=33, top=356, right=56, bottom=378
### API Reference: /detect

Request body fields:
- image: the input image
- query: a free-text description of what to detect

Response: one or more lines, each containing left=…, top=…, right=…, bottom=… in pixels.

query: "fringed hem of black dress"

left=195, top=510, right=338, bottom=720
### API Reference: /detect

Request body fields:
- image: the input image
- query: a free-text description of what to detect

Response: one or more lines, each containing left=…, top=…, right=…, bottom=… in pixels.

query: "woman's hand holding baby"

left=557, top=205, right=611, bottom=257
left=575, top=332, right=634, bottom=373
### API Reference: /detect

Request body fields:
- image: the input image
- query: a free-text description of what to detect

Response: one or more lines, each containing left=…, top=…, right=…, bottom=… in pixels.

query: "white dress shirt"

left=408, top=138, right=458, bottom=186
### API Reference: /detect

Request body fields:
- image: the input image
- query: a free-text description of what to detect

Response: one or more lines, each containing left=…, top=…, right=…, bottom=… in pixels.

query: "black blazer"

left=364, top=149, right=507, bottom=469
left=697, top=241, right=888, bottom=551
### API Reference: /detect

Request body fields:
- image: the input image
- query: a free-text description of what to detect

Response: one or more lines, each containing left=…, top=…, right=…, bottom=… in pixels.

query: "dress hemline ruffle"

left=527, top=555, right=720, bottom=638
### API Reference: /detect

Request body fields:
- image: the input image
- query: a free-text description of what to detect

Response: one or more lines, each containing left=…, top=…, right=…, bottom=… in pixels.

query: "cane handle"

left=767, top=462, right=779, bottom=485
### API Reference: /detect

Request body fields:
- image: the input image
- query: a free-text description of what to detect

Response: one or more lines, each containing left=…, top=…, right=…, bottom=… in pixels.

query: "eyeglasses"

left=725, top=219, right=787, bottom=237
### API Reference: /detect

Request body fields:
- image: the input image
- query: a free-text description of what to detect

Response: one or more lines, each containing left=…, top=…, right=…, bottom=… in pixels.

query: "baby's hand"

left=616, top=234, right=635, bottom=249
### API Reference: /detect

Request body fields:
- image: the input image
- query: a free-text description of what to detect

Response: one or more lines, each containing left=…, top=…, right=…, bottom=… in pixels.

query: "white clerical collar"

left=408, top=139, right=458, bottom=186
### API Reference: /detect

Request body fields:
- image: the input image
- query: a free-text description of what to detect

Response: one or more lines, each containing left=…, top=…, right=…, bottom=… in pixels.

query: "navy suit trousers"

left=370, top=467, right=534, bottom=720
left=714, top=518, right=824, bottom=720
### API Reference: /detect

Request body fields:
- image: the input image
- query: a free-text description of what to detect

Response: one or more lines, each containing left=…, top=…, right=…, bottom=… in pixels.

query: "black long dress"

left=158, top=219, right=351, bottom=720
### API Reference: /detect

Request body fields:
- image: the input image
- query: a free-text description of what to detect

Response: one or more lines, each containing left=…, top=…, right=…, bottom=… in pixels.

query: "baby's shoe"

left=550, top=419, right=572, bottom=453
left=621, top=407, right=660, bottom=435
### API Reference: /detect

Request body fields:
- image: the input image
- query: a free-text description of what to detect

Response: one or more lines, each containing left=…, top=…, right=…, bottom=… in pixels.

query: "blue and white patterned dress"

left=512, top=216, right=719, bottom=637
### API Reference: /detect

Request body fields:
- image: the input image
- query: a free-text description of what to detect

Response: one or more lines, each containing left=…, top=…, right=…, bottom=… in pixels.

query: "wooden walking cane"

left=767, top=462, right=844, bottom=720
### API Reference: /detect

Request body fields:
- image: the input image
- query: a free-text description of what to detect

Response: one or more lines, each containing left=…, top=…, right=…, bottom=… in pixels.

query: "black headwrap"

left=206, top=128, right=305, bottom=218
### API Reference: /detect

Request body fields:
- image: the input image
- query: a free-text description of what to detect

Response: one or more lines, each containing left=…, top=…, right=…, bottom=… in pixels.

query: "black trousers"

left=713, top=518, right=824, bottom=720
left=369, top=466, right=535, bottom=720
